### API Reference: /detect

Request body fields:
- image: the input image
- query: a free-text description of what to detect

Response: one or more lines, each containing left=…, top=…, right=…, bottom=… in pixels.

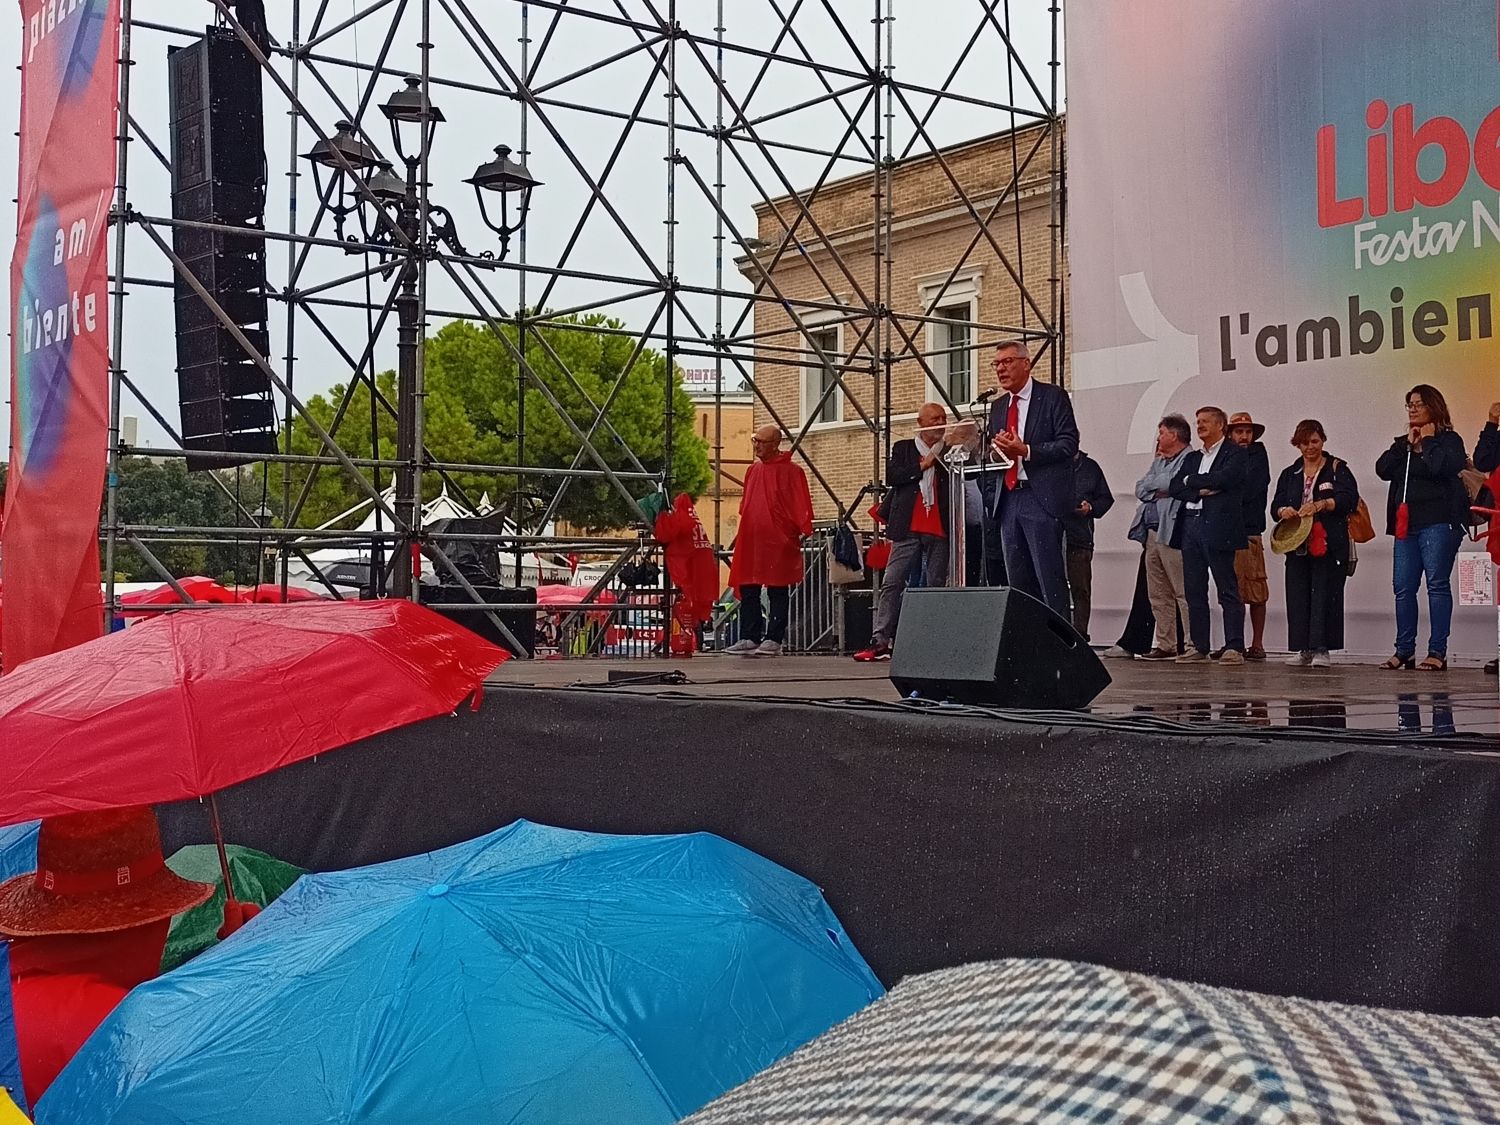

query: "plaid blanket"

left=685, top=958, right=1500, bottom=1124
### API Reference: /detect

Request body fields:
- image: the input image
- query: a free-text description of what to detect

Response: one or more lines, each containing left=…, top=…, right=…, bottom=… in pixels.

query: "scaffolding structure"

left=102, top=0, right=1064, bottom=651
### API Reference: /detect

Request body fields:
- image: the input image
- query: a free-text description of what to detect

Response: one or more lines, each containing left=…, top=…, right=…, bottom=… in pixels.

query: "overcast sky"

left=1, top=1, right=1061, bottom=449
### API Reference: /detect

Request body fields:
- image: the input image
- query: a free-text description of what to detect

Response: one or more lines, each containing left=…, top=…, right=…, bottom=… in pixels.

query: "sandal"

left=1416, top=655, right=1447, bottom=672
left=1379, top=654, right=1415, bottom=670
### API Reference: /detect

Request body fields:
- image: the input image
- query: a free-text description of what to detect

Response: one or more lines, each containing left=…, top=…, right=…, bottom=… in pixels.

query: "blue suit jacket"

left=1169, top=440, right=1250, bottom=552
left=986, top=380, right=1080, bottom=520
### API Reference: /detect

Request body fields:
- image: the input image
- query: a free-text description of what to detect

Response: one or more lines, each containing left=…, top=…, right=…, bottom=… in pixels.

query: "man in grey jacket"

left=1128, top=414, right=1193, bottom=660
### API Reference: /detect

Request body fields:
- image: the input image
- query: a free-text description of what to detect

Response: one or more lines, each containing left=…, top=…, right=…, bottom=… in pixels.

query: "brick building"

left=685, top=378, right=753, bottom=579
left=738, top=123, right=1064, bottom=521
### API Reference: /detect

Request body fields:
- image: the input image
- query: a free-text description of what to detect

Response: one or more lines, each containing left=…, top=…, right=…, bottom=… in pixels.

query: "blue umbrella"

left=0, top=823, right=38, bottom=884
left=0, top=824, right=37, bottom=1115
left=40, top=820, right=882, bottom=1124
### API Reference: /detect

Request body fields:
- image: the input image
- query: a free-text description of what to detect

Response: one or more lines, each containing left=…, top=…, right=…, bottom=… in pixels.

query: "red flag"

left=5, top=0, right=122, bottom=669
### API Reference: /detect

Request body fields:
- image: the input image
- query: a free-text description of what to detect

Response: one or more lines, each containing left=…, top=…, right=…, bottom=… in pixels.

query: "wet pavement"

left=488, top=652, right=1500, bottom=740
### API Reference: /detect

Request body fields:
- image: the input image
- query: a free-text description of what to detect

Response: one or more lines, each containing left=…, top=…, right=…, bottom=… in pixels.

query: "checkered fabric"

left=683, top=958, right=1500, bottom=1124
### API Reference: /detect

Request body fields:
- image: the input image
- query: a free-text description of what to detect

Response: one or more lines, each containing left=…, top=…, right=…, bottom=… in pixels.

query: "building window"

left=934, top=303, right=973, bottom=406
left=803, top=325, right=842, bottom=425
left=916, top=267, right=983, bottom=408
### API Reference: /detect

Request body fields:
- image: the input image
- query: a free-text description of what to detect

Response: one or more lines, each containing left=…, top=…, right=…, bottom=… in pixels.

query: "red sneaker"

left=853, top=644, right=892, bottom=663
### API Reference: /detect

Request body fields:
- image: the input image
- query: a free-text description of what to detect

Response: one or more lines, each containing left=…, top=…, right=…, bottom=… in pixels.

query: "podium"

left=942, top=420, right=1009, bottom=587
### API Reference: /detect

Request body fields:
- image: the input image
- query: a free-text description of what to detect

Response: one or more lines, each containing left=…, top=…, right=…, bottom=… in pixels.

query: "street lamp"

left=300, top=77, right=539, bottom=600
left=466, top=145, right=541, bottom=263
left=380, top=75, right=445, bottom=163
left=301, top=120, right=383, bottom=246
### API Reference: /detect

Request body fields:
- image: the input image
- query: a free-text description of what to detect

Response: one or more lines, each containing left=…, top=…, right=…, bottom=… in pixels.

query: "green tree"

left=269, top=313, right=709, bottom=531
left=111, top=458, right=270, bottom=583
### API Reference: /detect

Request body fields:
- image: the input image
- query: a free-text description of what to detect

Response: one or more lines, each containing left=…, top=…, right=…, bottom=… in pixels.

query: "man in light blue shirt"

left=1126, top=414, right=1192, bottom=660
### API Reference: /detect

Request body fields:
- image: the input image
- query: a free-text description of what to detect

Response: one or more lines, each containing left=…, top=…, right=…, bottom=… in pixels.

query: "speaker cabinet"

left=420, top=585, right=537, bottom=659
left=889, top=586, right=1110, bottom=710
left=167, top=27, right=274, bottom=470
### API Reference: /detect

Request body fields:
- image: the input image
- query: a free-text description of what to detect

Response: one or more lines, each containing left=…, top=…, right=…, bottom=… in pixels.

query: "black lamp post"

left=301, top=82, right=538, bottom=600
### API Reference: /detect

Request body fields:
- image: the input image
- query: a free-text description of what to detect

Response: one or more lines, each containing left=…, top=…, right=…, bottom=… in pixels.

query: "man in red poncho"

left=726, top=426, right=814, bottom=656
left=655, top=495, right=721, bottom=652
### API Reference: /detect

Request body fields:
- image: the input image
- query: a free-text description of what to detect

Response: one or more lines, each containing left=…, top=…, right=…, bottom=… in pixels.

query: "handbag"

left=1347, top=499, right=1377, bottom=543
left=1460, top=461, right=1496, bottom=531
left=827, top=527, right=864, bottom=585
left=1332, top=458, right=1376, bottom=543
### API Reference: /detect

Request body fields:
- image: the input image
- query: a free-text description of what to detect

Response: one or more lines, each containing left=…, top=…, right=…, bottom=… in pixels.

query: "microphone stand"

left=944, top=439, right=970, bottom=588
left=971, top=394, right=1000, bottom=587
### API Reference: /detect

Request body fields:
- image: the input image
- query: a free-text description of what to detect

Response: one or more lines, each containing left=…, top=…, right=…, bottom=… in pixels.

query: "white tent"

left=283, top=486, right=598, bottom=591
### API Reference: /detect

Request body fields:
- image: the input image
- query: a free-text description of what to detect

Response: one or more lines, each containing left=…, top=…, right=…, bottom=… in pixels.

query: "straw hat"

left=0, top=807, right=214, bottom=937
left=1227, top=412, right=1266, bottom=441
left=1270, top=514, right=1313, bottom=555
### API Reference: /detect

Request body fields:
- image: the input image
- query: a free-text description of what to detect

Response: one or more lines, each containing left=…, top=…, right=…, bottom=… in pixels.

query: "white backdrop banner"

left=1067, top=0, right=1499, bottom=657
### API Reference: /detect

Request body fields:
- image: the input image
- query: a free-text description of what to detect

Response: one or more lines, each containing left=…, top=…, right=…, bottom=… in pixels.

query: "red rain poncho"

left=728, top=453, right=814, bottom=591
left=655, top=496, right=720, bottom=625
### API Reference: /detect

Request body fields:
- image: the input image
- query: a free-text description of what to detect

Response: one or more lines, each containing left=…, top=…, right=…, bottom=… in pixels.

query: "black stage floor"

left=488, top=652, right=1500, bottom=741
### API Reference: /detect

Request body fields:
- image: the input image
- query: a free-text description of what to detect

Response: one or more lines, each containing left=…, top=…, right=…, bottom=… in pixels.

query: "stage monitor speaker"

left=889, top=586, right=1110, bottom=710
left=167, top=27, right=274, bottom=471
left=420, top=585, right=537, bottom=659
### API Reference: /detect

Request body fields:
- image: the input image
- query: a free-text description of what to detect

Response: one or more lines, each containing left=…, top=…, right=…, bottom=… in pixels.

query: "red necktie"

left=1004, top=395, right=1020, bottom=490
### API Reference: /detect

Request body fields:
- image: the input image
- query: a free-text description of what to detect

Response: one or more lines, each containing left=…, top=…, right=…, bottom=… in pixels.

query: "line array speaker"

left=167, top=27, right=275, bottom=470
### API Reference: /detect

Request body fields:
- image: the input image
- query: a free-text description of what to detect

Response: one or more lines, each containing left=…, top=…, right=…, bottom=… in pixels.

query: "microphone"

left=976, top=388, right=997, bottom=403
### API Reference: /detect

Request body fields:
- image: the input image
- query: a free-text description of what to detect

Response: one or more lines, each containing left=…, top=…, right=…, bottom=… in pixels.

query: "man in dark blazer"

left=855, top=403, right=952, bottom=661
left=1169, top=406, right=1249, bottom=664
left=987, top=340, right=1079, bottom=617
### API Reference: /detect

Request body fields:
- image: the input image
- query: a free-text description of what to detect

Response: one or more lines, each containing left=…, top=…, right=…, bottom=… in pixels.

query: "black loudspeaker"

left=840, top=589, right=874, bottom=655
left=167, top=27, right=275, bottom=470
left=420, top=585, right=537, bottom=659
left=889, top=586, right=1111, bottom=710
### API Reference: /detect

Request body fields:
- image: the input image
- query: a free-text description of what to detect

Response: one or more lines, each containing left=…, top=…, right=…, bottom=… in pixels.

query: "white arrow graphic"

left=1072, top=272, right=1202, bottom=454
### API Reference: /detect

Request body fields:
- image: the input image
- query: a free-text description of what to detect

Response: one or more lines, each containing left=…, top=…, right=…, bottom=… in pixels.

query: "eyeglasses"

left=994, top=357, right=1025, bottom=368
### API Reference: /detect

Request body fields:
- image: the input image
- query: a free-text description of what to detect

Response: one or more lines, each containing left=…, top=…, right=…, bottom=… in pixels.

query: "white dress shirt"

left=1186, top=437, right=1224, bottom=510
left=1009, top=377, right=1034, bottom=481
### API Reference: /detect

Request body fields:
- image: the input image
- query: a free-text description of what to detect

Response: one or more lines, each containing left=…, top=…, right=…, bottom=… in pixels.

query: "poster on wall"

left=5, top=0, right=120, bottom=669
left=1067, top=0, right=1500, bottom=653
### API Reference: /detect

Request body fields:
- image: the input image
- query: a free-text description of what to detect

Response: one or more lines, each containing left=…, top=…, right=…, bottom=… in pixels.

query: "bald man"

left=856, top=404, right=953, bottom=661
left=726, top=426, right=814, bottom=656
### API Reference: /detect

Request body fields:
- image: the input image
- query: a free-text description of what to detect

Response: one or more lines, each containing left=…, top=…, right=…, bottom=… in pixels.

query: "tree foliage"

left=111, top=458, right=270, bottom=583
left=268, top=314, right=709, bottom=531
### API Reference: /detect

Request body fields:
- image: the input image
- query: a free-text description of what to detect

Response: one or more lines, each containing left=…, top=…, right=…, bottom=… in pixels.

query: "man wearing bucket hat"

left=1227, top=412, right=1273, bottom=661
left=0, top=807, right=215, bottom=1104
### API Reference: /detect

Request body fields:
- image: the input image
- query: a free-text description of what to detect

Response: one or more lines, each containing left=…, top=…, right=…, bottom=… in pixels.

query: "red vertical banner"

left=5, top=0, right=120, bottom=669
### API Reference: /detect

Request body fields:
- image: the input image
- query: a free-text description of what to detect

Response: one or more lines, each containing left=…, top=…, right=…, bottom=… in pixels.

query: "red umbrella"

left=120, top=577, right=241, bottom=616
left=237, top=584, right=328, bottom=604
left=0, top=600, right=508, bottom=826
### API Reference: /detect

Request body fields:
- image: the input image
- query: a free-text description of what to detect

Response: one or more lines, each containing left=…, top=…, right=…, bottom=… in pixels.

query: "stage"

left=486, top=652, right=1500, bottom=740
left=166, top=644, right=1500, bottom=1020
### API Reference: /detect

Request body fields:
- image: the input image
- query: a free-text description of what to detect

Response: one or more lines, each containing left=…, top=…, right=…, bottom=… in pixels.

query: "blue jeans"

left=1392, top=524, right=1463, bottom=658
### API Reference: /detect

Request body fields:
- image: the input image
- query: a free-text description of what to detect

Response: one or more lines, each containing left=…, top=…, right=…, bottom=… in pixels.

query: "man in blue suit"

left=986, top=340, right=1079, bottom=617
left=1169, top=406, right=1249, bottom=664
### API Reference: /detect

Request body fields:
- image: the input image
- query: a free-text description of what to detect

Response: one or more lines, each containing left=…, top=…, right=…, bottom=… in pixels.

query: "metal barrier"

left=540, top=528, right=864, bottom=658
left=708, top=528, right=857, bottom=655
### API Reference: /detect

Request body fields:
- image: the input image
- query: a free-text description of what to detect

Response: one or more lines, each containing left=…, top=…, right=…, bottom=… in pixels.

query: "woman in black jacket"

left=1372, top=384, right=1468, bottom=671
left=1271, top=420, right=1359, bottom=667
